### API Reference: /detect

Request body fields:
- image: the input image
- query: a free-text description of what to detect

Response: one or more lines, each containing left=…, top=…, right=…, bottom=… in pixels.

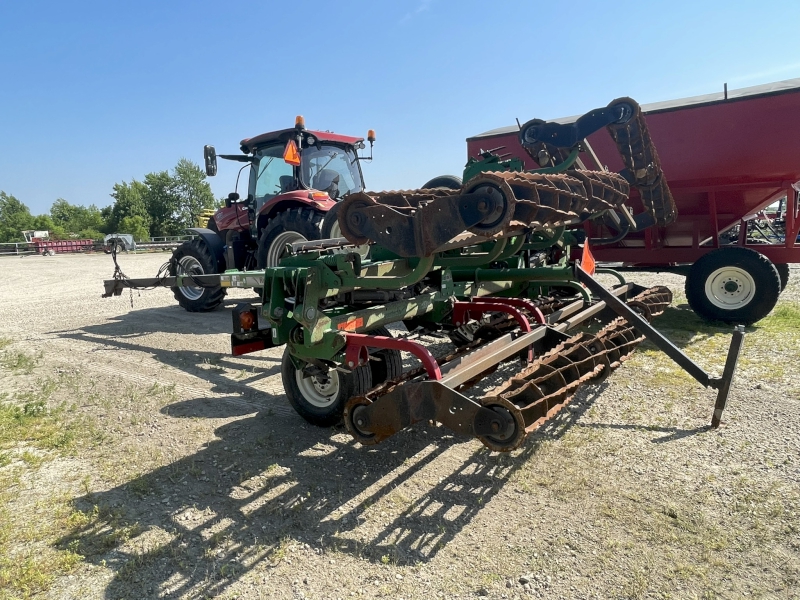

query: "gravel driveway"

left=1, top=252, right=798, bottom=600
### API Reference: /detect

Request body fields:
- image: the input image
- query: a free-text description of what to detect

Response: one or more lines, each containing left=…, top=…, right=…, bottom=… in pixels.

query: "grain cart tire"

left=775, top=263, right=790, bottom=292
left=421, top=175, right=463, bottom=190
left=257, top=208, right=323, bottom=268
left=366, top=326, right=403, bottom=386
left=321, top=203, right=371, bottom=259
left=170, top=239, right=227, bottom=312
left=685, top=247, right=781, bottom=324
left=282, top=349, right=373, bottom=427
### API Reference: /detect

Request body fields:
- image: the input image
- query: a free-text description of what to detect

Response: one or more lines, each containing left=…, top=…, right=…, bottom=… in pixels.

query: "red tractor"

left=170, top=117, right=374, bottom=311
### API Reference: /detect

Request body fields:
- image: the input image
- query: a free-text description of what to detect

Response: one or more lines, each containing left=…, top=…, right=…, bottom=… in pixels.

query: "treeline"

left=0, top=159, right=216, bottom=244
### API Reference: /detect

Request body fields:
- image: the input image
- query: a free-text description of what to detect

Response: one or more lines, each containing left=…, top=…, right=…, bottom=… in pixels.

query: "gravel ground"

left=1, top=252, right=798, bottom=600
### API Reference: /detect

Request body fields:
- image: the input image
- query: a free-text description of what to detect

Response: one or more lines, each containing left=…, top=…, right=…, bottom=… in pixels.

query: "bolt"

left=477, top=201, right=488, bottom=211
left=305, top=307, right=316, bottom=320
left=357, top=418, right=364, bottom=426
left=348, top=361, right=354, bottom=368
left=491, top=421, right=500, bottom=433
left=273, top=307, right=284, bottom=318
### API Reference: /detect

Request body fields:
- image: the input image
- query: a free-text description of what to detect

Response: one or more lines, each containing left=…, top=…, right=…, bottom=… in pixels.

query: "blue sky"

left=1, top=0, right=799, bottom=215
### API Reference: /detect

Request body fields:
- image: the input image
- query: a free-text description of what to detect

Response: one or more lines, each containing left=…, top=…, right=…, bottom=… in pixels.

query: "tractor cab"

left=249, top=136, right=365, bottom=208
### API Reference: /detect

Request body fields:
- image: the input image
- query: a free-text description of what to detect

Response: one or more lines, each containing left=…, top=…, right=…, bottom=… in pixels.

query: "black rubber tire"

left=775, top=263, right=790, bottom=292
left=281, top=349, right=372, bottom=427
left=366, top=326, right=403, bottom=386
left=169, top=238, right=227, bottom=312
left=257, top=208, right=323, bottom=268
left=320, top=202, right=343, bottom=239
left=421, top=175, right=462, bottom=190
left=685, top=247, right=781, bottom=324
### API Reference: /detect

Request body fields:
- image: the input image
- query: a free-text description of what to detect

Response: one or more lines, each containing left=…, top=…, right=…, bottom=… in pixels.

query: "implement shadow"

left=49, top=306, right=280, bottom=399
left=54, top=377, right=608, bottom=599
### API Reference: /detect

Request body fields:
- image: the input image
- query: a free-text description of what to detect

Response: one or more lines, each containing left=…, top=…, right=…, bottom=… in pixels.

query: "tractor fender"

left=186, top=227, right=226, bottom=272
left=257, top=191, right=337, bottom=221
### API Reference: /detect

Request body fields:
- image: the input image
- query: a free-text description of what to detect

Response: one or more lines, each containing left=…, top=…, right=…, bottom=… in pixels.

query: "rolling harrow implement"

left=103, top=98, right=743, bottom=452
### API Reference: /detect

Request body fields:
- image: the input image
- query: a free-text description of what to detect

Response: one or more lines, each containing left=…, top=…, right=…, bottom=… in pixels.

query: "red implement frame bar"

left=345, top=334, right=442, bottom=380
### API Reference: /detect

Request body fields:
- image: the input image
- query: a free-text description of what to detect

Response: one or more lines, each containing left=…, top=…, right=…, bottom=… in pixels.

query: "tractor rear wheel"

left=282, top=350, right=372, bottom=427
left=170, top=238, right=227, bottom=312
left=685, top=247, right=780, bottom=324
left=257, top=208, right=323, bottom=268
left=421, top=175, right=463, bottom=190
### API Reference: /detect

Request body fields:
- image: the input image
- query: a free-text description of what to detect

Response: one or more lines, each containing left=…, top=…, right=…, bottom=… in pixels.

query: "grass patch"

left=0, top=367, right=106, bottom=599
left=0, top=350, right=41, bottom=374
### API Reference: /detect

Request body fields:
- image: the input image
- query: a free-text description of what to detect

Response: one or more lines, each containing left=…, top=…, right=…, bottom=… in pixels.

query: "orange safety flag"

left=283, top=139, right=301, bottom=166
left=580, top=240, right=596, bottom=276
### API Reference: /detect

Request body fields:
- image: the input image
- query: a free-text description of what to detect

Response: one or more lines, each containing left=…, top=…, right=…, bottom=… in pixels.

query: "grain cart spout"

left=104, top=98, right=745, bottom=452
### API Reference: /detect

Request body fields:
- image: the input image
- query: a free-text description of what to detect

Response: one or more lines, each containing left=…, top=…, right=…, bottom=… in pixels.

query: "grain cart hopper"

left=468, top=78, right=800, bottom=324
left=103, top=99, right=745, bottom=451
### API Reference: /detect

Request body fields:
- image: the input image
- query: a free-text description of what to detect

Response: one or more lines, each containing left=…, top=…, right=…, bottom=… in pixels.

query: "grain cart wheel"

left=281, top=349, right=373, bottom=427
left=421, top=175, right=462, bottom=190
left=775, top=263, right=790, bottom=292
left=685, top=247, right=781, bottom=324
left=321, top=203, right=371, bottom=259
left=170, top=239, right=227, bottom=312
left=257, top=208, right=323, bottom=268
left=366, top=326, right=403, bottom=386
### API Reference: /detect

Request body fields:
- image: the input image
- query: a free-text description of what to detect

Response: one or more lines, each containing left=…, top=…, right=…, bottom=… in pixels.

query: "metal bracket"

left=575, top=267, right=745, bottom=426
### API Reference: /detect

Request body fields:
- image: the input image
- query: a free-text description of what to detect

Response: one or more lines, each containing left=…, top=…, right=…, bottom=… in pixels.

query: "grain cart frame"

left=105, top=99, right=746, bottom=451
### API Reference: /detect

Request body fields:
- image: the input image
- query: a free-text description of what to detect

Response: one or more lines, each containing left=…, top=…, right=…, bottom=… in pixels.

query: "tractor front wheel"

left=257, top=208, right=323, bottom=268
left=685, top=247, right=780, bottom=324
left=170, top=239, right=227, bottom=312
left=282, top=350, right=372, bottom=427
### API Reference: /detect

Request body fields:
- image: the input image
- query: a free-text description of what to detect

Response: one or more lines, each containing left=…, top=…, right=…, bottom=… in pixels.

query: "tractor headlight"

left=306, top=136, right=316, bottom=146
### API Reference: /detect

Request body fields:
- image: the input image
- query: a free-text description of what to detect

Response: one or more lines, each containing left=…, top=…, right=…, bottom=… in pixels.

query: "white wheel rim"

left=704, top=266, right=756, bottom=309
left=295, top=369, right=341, bottom=408
left=329, top=221, right=370, bottom=259
left=177, top=256, right=204, bottom=301
left=266, top=231, right=307, bottom=267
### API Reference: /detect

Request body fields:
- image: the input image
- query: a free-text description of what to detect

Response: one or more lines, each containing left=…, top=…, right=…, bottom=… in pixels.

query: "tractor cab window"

left=301, top=144, right=364, bottom=200
left=251, top=145, right=295, bottom=207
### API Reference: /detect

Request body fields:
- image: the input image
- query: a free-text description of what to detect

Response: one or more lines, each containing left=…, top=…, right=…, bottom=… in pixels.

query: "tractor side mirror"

left=204, top=145, right=218, bottom=177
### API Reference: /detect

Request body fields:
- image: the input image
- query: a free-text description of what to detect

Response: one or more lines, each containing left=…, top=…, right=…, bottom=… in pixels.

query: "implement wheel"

left=170, top=239, right=226, bottom=312
left=281, top=350, right=372, bottom=427
left=685, top=247, right=780, bottom=324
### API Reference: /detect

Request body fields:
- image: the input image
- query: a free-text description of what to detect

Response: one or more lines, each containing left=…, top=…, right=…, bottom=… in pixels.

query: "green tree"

left=173, top=158, right=216, bottom=231
left=49, top=198, right=107, bottom=238
left=143, top=171, right=181, bottom=237
left=108, top=180, right=149, bottom=233
left=118, top=215, right=150, bottom=242
left=0, top=192, right=35, bottom=243
left=106, top=159, right=216, bottom=239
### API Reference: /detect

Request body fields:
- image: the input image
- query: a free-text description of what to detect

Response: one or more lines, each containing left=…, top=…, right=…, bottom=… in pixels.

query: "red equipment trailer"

left=467, top=79, right=800, bottom=323
left=22, top=230, right=98, bottom=255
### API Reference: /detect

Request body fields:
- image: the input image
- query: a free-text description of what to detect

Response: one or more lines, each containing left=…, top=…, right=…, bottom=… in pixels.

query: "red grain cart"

left=467, top=79, right=800, bottom=323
